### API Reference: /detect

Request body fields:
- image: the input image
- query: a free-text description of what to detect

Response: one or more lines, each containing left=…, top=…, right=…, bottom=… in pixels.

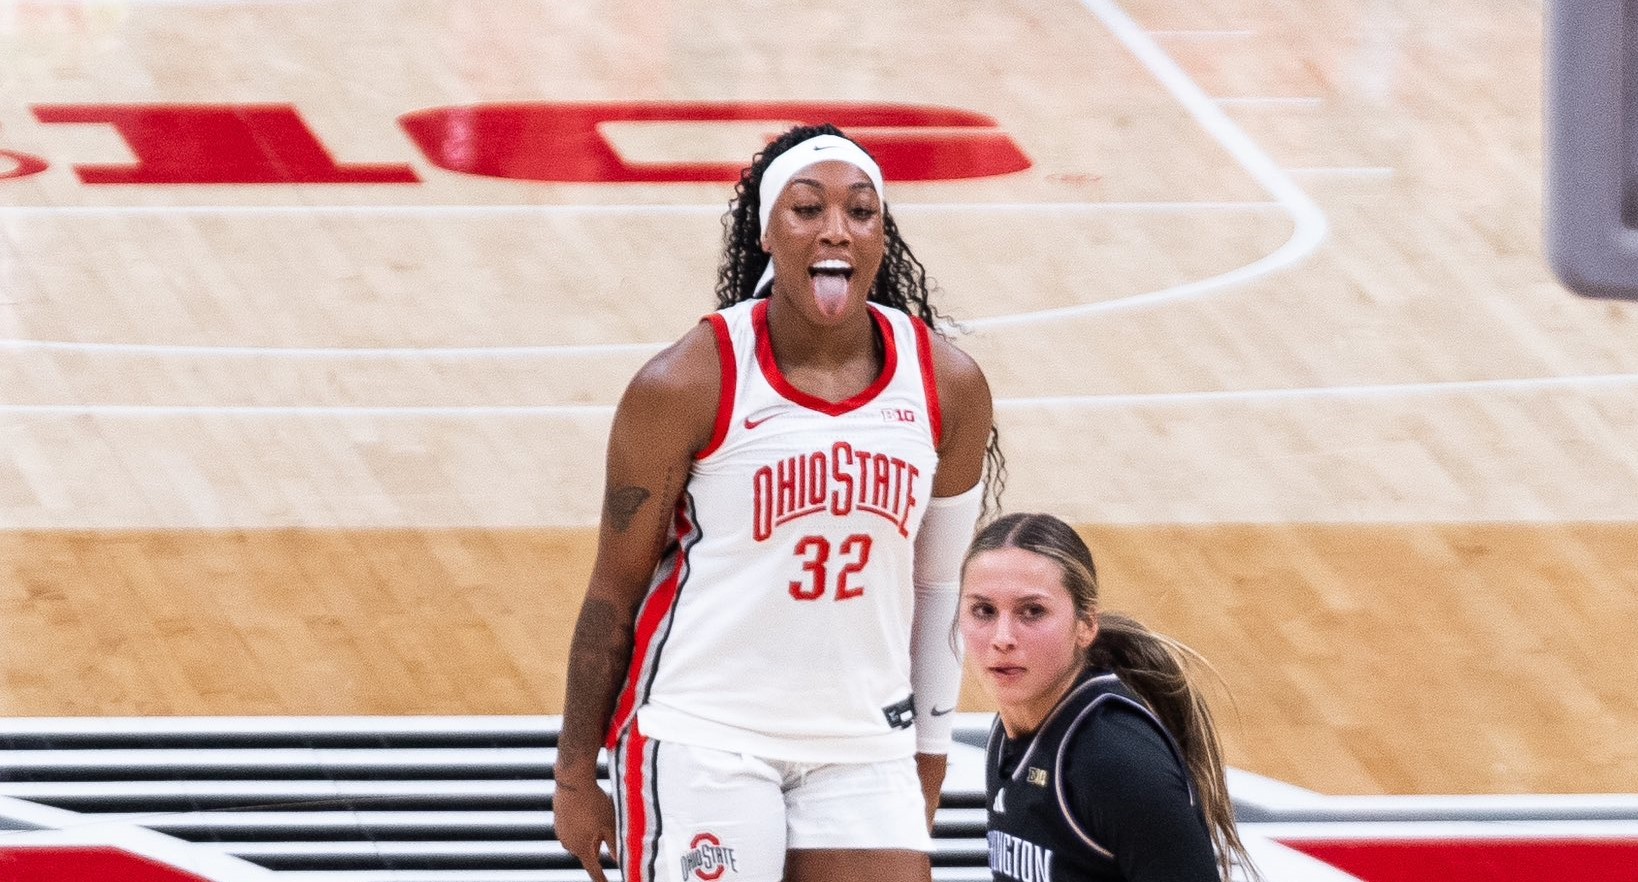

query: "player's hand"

left=555, top=778, right=618, bottom=882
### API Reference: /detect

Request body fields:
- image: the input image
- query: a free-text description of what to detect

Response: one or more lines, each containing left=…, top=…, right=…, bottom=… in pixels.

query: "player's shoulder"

left=925, top=332, right=983, bottom=380
left=616, top=320, right=724, bottom=438
left=1067, top=699, right=1182, bottom=783
left=919, top=327, right=990, bottom=421
left=628, top=320, right=722, bottom=398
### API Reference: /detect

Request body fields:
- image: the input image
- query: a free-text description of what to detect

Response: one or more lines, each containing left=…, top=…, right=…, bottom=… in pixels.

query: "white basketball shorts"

left=609, top=722, right=932, bottom=882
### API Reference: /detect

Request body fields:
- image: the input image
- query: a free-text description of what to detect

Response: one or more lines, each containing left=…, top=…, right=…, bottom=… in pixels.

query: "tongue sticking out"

left=812, top=272, right=850, bottom=318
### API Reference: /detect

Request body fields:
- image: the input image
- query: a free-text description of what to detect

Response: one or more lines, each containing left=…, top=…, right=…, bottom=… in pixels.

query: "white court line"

left=1004, top=372, right=1638, bottom=406
left=0, top=203, right=721, bottom=218
left=1146, top=29, right=1258, bottom=38
left=0, top=0, right=1319, bottom=358
left=0, top=339, right=668, bottom=358
left=3, top=373, right=1636, bottom=415
left=1215, top=96, right=1327, bottom=108
left=0, top=2, right=1591, bottom=424
left=966, top=0, right=1327, bottom=329
left=0, top=202, right=1277, bottom=218
left=0, top=404, right=615, bottom=416
left=0, top=200, right=1283, bottom=359
left=21, top=0, right=327, bottom=4
left=1251, top=820, right=1638, bottom=838
left=1287, top=166, right=1396, bottom=178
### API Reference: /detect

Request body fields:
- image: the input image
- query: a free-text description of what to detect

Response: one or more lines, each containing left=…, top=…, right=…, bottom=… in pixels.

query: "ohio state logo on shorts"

left=679, top=831, right=739, bottom=881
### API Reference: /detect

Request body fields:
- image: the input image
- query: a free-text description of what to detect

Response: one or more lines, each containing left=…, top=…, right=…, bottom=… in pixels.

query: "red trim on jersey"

left=751, top=299, right=898, bottom=416
left=621, top=725, right=651, bottom=882
left=696, top=313, right=736, bottom=460
left=605, top=501, right=693, bottom=749
left=911, top=316, right=943, bottom=447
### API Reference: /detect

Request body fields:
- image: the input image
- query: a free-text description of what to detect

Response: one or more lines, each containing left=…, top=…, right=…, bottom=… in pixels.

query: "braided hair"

left=714, top=123, right=1006, bottom=515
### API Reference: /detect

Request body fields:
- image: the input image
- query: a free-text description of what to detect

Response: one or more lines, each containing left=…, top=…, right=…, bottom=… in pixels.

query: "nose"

left=818, top=205, right=850, bottom=245
left=991, top=614, right=1017, bottom=650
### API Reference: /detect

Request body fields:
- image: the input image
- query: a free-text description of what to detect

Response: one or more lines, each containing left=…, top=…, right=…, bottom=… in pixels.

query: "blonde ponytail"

left=1086, top=613, right=1256, bottom=882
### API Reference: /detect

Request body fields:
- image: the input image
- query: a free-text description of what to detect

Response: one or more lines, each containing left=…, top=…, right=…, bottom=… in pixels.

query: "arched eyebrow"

left=785, top=178, right=879, bottom=195
left=961, top=592, right=1056, bottom=606
left=961, top=591, right=1052, bottom=601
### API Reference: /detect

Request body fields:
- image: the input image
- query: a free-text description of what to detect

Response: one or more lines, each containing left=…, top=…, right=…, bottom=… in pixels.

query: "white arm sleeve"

left=910, top=481, right=985, bottom=753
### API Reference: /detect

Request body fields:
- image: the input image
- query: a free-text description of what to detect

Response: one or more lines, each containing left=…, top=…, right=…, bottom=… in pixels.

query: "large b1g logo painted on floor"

left=0, top=102, right=1031, bottom=184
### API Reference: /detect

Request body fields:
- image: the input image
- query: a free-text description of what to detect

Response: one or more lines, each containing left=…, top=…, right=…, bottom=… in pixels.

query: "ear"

left=760, top=236, right=770, bottom=254
left=1075, top=613, right=1098, bottom=653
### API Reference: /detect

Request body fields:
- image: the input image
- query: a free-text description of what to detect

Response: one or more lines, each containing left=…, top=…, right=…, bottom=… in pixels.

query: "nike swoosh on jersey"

left=930, top=706, right=955, bottom=716
left=743, top=411, right=783, bottom=429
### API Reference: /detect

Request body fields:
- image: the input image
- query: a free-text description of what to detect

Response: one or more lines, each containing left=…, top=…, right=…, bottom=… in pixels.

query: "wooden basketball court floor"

left=1, top=0, right=1634, bottom=803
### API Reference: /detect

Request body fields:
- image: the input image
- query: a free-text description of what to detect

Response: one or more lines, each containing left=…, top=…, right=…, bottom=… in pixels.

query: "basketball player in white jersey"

left=554, top=124, right=998, bottom=882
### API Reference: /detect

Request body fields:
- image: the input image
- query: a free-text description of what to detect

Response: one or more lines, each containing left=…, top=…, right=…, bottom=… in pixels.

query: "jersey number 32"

left=789, top=534, right=872, bottom=601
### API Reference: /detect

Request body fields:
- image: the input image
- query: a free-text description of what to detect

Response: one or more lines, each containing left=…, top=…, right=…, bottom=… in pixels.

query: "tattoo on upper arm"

left=604, top=486, right=651, bottom=532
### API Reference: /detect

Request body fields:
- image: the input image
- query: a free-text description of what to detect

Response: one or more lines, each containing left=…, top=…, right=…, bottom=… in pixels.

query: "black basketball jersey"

left=983, top=671, right=1198, bottom=882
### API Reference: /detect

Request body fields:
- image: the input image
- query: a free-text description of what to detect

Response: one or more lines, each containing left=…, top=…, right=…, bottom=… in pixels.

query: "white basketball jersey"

left=609, top=298, right=943, bottom=763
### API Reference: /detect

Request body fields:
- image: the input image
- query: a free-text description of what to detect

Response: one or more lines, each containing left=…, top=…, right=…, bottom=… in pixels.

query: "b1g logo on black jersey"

left=989, top=830, right=1054, bottom=882
left=752, top=441, right=921, bottom=540
left=680, top=832, right=739, bottom=881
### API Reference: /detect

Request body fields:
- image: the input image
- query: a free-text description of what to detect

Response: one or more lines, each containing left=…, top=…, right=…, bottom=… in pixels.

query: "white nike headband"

left=753, top=134, right=886, bottom=294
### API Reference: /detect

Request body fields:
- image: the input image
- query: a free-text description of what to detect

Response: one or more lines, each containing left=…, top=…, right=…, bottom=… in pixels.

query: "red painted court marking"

left=31, top=104, right=419, bottom=184
left=0, top=846, right=214, bottom=882
left=398, top=101, right=1030, bottom=183
left=16, top=101, right=1028, bottom=186
left=1281, top=838, right=1638, bottom=882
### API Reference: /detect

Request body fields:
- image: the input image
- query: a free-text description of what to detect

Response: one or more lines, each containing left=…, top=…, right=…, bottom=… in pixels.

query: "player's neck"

left=764, top=297, right=879, bottom=371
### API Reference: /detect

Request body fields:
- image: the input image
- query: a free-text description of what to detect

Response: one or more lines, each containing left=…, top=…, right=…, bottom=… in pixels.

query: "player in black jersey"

left=958, top=513, right=1259, bottom=882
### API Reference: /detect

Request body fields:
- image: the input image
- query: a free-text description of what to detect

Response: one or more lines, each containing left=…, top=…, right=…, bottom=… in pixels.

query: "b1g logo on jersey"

left=680, top=832, right=739, bottom=881
left=882, top=408, right=916, bottom=423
